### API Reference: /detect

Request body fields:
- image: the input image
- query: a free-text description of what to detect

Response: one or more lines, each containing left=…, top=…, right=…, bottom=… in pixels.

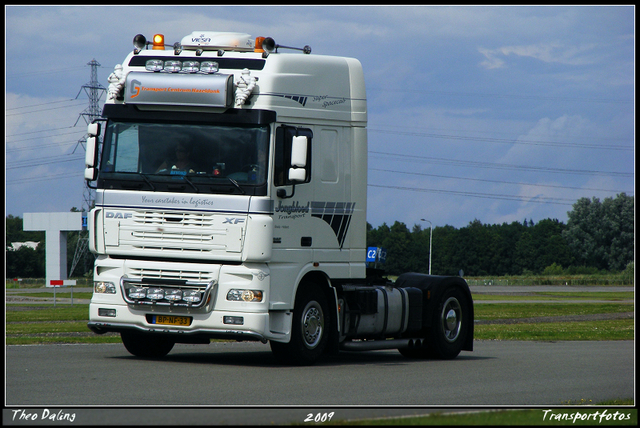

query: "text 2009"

left=304, top=412, right=335, bottom=423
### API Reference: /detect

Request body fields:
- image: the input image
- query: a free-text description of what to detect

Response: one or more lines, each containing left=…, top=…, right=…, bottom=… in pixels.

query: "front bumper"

left=88, top=305, right=271, bottom=343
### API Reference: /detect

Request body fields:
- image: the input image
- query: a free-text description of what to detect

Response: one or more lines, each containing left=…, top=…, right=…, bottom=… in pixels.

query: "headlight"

left=164, top=289, right=183, bottom=301
left=94, top=281, right=116, bottom=294
left=146, top=288, right=165, bottom=300
left=226, top=289, right=263, bottom=302
left=128, top=287, right=146, bottom=299
left=182, top=290, right=202, bottom=303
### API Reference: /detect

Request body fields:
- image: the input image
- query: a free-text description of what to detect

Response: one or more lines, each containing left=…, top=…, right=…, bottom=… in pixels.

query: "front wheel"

left=270, top=284, right=330, bottom=365
left=121, top=331, right=175, bottom=358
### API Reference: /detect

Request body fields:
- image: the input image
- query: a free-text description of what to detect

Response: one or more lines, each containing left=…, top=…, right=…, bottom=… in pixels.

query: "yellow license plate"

left=152, top=315, right=192, bottom=326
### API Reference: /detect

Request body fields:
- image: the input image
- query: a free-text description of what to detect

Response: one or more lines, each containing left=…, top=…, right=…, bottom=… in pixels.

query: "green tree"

left=530, top=219, right=573, bottom=272
left=562, top=193, right=634, bottom=271
left=601, top=193, right=634, bottom=271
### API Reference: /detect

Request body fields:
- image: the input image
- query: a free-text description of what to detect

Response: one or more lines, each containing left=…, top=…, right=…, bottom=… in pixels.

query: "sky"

left=5, top=5, right=635, bottom=230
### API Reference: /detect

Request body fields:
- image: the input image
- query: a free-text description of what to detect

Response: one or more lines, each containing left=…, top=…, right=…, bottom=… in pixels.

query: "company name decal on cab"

left=130, top=80, right=220, bottom=99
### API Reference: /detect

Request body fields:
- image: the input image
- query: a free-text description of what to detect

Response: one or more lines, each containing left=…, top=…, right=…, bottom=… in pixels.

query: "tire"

left=398, top=286, right=470, bottom=360
left=121, top=331, right=175, bottom=358
left=270, top=283, right=330, bottom=365
left=426, top=286, right=470, bottom=359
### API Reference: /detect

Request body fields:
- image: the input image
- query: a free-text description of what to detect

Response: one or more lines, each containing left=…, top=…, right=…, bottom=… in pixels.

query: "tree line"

left=367, top=193, right=634, bottom=277
left=5, top=193, right=634, bottom=279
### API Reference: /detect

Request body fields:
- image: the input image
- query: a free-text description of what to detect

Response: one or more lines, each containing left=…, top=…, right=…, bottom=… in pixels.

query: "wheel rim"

left=441, top=296, right=462, bottom=343
left=301, top=300, right=324, bottom=349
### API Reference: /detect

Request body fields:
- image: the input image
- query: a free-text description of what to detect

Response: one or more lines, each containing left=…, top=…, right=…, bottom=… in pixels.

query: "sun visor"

left=124, top=71, right=234, bottom=108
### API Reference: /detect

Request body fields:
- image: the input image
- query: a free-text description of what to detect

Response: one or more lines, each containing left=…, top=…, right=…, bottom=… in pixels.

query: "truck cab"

left=86, top=31, right=472, bottom=364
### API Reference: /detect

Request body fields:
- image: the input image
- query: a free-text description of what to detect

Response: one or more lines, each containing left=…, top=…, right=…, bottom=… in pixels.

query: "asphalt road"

left=4, top=340, right=634, bottom=425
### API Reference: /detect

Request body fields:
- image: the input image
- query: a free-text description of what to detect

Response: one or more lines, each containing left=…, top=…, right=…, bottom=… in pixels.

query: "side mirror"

left=87, top=122, right=101, bottom=137
left=288, top=135, right=308, bottom=182
left=85, top=125, right=100, bottom=185
left=288, top=167, right=306, bottom=182
left=85, top=136, right=98, bottom=167
left=277, top=130, right=310, bottom=199
left=85, top=167, right=98, bottom=181
left=290, top=136, right=307, bottom=167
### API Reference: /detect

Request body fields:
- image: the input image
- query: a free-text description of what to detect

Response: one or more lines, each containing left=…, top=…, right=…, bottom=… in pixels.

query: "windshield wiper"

left=226, top=177, right=246, bottom=195
left=139, top=174, right=156, bottom=191
left=183, top=175, right=199, bottom=193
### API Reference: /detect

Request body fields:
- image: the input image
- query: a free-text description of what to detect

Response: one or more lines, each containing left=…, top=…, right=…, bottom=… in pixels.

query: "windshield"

left=99, top=121, right=270, bottom=194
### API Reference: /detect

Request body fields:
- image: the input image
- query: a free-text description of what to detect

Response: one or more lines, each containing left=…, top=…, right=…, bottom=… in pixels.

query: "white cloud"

left=478, top=41, right=602, bottom=69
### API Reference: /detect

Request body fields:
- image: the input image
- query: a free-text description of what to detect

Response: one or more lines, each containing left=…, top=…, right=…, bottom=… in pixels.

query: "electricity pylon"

left=70, top=59, right=106, bottom=278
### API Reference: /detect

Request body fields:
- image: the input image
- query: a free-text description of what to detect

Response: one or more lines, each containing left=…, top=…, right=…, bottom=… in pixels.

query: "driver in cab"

left=156, top=140, right=196, bottom=174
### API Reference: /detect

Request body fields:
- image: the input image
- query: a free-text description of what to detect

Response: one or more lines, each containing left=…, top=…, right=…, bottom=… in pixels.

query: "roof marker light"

left=254, top=37, right=266, bottom=53
left=152, top=34, right=165, bottom=50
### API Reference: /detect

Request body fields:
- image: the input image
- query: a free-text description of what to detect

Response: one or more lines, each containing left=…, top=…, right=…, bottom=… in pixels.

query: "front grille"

left=115, top=209, right=244, bottom=255
left=133, top=211, right=214, bottom=227
left=128, top=266, right=215, bottom=282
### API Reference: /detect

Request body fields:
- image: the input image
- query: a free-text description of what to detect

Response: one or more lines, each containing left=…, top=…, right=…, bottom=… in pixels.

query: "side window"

left=274, top=126, right=312, bottom=186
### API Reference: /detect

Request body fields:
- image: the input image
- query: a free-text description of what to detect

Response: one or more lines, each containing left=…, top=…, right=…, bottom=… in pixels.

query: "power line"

left=5, top=66, right=86, bottom=80
left=369, top=151, right=633, bottom=178
left=367, top=87, right=633, bottom=105
left=370, top=123, right=631, bottom=144
left=368, top=184, right=576, bottom=205
left=6, top=140, right=79, bottom=153
left=7, top=155, right=84, bottom=170
left=370, top=168, right=633, bottom=195
left=5, top=100, right=87, bottom=116
left=6, top=130, right=86, bottom=144
left=5, top=99, right=81, bottom=111
left=6, top=171, right=81, bottom=185
left=6, top=125, right=79, bottom=138
left=369, top=128, right=632, bottom=151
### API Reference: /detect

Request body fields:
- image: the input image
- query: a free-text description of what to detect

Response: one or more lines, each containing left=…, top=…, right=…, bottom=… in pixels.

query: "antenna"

left=70, top=59, right=106, bottom=278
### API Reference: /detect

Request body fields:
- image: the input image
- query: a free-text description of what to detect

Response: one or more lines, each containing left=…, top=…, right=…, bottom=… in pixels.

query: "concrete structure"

left=23, top=212, right=83, bottom=286
left=9, top=241, right=40, bottom=251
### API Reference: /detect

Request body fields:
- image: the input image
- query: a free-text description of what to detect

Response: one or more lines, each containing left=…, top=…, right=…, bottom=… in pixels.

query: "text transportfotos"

left=542, top=409, right=631, bottom=423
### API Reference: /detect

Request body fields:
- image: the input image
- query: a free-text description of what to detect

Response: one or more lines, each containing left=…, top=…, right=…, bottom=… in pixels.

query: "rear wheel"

left=270, top=283, right=330, bottom=365
left=426, top=286, right=470, bottom=359
left=398, top=286, right=470, bottom=359
left=121, top=331, right=175, bottom=358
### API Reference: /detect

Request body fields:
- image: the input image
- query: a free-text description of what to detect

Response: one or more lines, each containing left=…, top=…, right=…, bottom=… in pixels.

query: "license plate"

left=152, top=315, right=192, bottom=326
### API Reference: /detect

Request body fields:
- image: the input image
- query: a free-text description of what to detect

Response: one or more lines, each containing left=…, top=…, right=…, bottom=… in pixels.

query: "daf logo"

left=105, top=212, right=132, bottom=219
left=223, top=217, right=245, bottom=225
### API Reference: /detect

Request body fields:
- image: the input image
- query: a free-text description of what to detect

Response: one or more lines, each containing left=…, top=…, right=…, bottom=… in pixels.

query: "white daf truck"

left=86, top=31, right=473, bottom=365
